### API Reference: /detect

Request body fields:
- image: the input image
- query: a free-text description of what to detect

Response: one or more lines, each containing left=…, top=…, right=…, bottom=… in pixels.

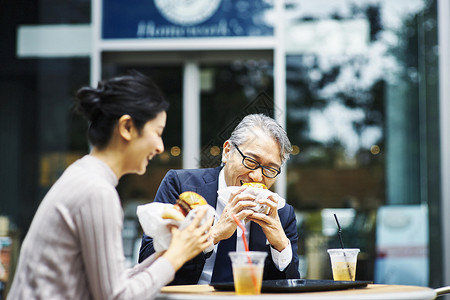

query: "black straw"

left=334, top=213, right=353, bottom=280
left=334, top=214, right=345, bottom=249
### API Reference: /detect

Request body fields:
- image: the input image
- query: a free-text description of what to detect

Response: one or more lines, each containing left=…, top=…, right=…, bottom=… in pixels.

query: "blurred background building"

left=1, top=0, right=450, bottom=298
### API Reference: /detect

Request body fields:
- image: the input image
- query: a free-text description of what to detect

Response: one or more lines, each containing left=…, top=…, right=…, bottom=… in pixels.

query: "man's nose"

left=248, top=167, right=264, bottom=182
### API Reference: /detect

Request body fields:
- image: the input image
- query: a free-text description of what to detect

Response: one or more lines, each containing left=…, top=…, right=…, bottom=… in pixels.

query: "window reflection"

left=285, top=0, right=437, bottom=283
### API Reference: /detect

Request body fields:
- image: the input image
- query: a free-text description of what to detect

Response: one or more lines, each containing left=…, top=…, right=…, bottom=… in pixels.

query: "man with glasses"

left=139, top=113, right=300, bottom=284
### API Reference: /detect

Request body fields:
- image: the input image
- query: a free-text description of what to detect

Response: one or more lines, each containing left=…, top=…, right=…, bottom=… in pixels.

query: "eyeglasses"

left=232, top=143, right=281, bottom=178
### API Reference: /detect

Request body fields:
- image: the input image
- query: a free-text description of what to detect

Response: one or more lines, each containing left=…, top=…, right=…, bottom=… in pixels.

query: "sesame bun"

left=179, top=191, right=208, bottom=207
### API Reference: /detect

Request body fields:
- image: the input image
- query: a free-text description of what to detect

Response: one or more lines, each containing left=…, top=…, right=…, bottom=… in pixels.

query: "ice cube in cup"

left=327, top=248, right=360, bottom=281
left=229, top=251, right=267, bottom=295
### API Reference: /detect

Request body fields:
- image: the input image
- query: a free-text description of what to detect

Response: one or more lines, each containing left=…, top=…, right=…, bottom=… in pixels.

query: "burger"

left=162, top=191, right=208, bottom=221
left=242, top=182, right=267, bottom=189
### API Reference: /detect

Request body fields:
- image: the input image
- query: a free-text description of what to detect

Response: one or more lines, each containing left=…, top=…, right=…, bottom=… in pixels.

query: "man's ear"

left=222, top=140, right=232, bottom=164
left=118, top=115, right=134, bottom=141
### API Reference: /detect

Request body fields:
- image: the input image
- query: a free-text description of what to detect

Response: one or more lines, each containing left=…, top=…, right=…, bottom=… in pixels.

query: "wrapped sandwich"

left=136, top=191, right=214, bottom=252
left=217, top=182, right=285, bottom=219
left=162, top=191, right=208, bottom=221
left=241, top=182, right=271, bottom=214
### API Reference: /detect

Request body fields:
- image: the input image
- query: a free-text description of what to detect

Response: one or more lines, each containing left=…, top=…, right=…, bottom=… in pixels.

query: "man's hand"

left=246, top=194, right=289, bottom=252
left=210, top=186, right=257, bottom=244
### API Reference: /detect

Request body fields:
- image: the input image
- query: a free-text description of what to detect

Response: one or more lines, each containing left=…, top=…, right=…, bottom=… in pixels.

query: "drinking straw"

left=231, top=213, right=258, bottom=293
left=333, top=213, right=353, bottom=280
left=231, top=214, right=250, bottom=252
left=333, top=214, right=345, bottom=249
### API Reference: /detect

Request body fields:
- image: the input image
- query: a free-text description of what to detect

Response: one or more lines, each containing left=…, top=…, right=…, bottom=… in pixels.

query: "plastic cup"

left=327, top=248, right=360, bottom=281
left=228, top=251, right=267, bottom=295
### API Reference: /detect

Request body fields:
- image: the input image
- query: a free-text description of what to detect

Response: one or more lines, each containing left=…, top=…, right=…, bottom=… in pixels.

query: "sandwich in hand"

left=242, top=182, right=271, bottom=214
left=162, top=191, right=208, bottom=221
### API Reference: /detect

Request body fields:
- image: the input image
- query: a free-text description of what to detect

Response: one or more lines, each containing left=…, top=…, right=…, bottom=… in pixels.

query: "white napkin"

left=136, top=202, right=216, bottom=252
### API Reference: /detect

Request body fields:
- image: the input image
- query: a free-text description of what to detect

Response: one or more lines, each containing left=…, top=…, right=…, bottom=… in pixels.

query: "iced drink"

left=229, top=251, right=267, bottom=295
left=232, top=264, right=264, bottom=294
left=327, top=248, right=360, bottom=281
left=331, top=261, right=357, bottom=281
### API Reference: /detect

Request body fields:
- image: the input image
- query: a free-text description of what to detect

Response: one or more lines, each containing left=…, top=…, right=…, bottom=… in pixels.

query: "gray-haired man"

left=139, top=113, right=300, bottom=285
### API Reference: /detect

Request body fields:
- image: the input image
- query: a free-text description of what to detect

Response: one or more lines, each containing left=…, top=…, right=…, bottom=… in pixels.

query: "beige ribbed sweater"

left=8, top=155, right=174, bottom=300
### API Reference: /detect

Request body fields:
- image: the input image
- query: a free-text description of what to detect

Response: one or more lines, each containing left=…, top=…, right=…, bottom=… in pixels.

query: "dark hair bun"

left=76, top=87, right=103, bottom=122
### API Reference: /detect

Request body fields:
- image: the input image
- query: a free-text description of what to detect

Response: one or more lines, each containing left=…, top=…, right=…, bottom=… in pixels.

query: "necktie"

left=210, top=231, right=237, bottom=283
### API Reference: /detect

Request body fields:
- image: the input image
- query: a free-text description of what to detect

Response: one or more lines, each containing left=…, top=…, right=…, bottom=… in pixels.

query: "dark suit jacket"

left=139, top=166, right=300, bottom=285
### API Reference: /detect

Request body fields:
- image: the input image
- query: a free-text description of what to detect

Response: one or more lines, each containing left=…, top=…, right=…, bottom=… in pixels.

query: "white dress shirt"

left=197, top=169, right=292, bottom=284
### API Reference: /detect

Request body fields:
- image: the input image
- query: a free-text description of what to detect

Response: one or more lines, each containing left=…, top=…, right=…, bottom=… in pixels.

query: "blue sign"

left=102, top=0, right=274, bottom=39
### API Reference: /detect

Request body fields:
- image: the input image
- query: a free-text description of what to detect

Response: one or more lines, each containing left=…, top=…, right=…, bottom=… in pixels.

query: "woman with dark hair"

left=8, top=71, right=213, bottom=300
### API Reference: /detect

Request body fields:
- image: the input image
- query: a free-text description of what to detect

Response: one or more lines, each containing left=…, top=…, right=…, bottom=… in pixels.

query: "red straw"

left=231, top=214, right=250, bottom=253
left=231, top=213, right=258, bottom=293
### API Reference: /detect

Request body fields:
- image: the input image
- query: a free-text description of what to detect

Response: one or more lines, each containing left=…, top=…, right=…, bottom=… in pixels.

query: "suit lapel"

left=197, top=166, right=221, bottom=209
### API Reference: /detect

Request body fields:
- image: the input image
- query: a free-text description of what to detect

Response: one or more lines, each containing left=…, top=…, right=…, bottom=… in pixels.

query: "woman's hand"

left=162, top=206, right=213, bottom=271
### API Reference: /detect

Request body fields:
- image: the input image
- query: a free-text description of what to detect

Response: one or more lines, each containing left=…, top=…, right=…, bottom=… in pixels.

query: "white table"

left=156, top=284, right=437, bottom=300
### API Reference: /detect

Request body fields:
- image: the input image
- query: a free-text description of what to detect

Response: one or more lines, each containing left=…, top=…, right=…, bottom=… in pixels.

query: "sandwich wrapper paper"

left=217, top=186, right=285, bottom=216
left=136, top=202, right=216, bottom=252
